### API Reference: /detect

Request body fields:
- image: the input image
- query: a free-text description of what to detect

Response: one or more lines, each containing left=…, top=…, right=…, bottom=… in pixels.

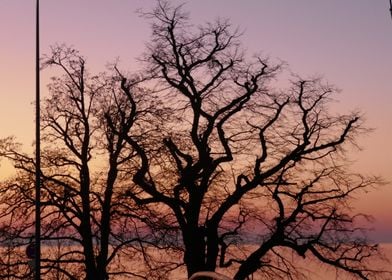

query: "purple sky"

left=0, top=0, right=391, bottom=242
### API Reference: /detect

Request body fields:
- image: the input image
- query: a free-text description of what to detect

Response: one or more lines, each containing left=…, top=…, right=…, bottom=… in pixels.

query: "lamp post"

left=34, top=0, right=41, bottom=279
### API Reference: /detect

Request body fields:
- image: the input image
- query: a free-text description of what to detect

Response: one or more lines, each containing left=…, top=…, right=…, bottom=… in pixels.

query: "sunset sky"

left=0, top=1, right=391, bottom=242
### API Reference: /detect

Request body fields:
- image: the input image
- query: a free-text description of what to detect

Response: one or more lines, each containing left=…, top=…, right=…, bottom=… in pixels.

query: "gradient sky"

left=0, top=0, right=391, bottom=242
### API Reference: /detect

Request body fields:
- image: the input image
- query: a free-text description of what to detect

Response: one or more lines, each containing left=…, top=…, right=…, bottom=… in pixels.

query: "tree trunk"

left=184, top=227, right=208, bottom=278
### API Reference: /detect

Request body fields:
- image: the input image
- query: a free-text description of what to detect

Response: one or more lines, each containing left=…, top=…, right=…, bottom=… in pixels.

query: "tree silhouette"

left=0, top=1, right=390, bottom=280
left=0, top=46, right=174, bottom=279
left=116, top=2, right=387, bottom=279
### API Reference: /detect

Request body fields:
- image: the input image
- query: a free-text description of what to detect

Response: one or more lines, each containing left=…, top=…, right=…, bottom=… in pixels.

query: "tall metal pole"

left=35, top=0, right=41, bottom=279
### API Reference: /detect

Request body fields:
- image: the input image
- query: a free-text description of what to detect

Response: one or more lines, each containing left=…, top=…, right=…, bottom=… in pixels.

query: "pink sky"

left=0, top=0, right=391, bottom=242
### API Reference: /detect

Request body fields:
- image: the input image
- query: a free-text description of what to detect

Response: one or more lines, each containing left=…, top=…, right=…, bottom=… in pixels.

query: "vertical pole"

left=35, top=0, right=41, bottom=279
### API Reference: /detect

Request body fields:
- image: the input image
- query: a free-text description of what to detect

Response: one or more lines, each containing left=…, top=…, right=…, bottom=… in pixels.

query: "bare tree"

left=0, top=46, right=168, bottom=280
left=0, top=2, right=390, bottom=280
left=107, top=2, right=388, bottom=279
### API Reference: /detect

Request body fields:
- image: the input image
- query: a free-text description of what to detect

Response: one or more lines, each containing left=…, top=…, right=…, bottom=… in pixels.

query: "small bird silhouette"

left=390, top=0, right=392, bottom=19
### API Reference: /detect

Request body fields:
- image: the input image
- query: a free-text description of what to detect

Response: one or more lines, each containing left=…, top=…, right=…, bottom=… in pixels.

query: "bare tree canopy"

left=0, top=1, right=390, bottom=280
left=0, top=46, right=171, bottom=279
